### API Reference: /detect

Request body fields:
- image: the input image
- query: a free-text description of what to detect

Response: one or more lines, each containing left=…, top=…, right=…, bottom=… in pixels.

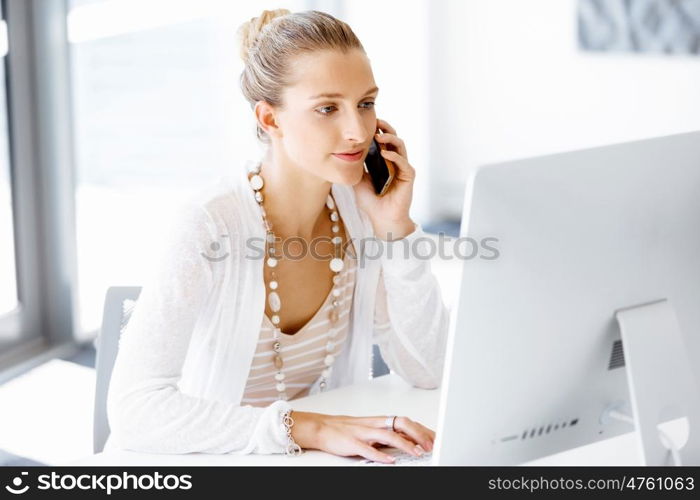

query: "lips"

left=333, top=150, right=363, bottom=162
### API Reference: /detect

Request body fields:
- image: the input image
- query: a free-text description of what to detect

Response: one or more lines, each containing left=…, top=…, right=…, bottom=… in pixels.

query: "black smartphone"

left=364, top=129, right=396, bottom=196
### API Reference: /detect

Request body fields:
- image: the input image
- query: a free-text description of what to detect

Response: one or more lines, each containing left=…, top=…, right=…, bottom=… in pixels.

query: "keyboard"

left=357, top=447, right=433, bottom=466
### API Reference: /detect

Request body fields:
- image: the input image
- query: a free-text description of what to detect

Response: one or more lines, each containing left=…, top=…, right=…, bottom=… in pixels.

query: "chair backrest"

left=92, top=286, right=391, bottom=453
left=372, top=344, right=390, bottom=378
left=93, top=286, right=142, bottom=454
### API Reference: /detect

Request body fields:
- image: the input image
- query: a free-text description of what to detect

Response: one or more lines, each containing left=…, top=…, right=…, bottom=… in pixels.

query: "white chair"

left=92, top=286, right=141, bottom=454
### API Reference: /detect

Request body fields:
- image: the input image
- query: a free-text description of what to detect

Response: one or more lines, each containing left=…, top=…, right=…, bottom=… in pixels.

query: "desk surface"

left=68, top=374, right=669, bottom=466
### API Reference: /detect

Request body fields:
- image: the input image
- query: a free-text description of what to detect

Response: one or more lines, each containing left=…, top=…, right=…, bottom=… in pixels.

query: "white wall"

left=343, top=0, right=431, bottom=225
left=429, top=0, right=700, bottom=219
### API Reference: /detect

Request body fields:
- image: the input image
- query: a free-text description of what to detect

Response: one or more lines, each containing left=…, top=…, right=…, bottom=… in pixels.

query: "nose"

left=342, top=109, right=370, bottom=145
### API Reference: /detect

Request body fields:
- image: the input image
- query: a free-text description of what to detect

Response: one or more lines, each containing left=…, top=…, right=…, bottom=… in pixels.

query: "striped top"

left=240, top=250, right=357, bottom=406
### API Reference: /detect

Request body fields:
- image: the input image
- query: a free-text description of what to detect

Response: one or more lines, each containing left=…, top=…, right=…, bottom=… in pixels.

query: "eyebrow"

left=308, top=86, right=379, bottom=100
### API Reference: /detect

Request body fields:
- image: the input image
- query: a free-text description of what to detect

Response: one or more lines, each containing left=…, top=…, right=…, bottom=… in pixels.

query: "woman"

left=105, top=9, right=449, bottom=464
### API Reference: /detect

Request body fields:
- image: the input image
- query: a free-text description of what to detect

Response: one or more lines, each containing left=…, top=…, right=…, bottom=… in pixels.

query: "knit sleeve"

left=371, top=223, right=450, bottom=389
left=106, top=201, right=293, bottom=454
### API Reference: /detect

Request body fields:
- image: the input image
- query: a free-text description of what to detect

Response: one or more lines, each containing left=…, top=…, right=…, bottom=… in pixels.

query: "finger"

left=376, top=118, right=396, bottom=135
left=370, top=429, right=430, bottom=449
left=406, top=420, right=436, bottom=442
left=403, top=428, right=435, bottom=452
left=356, top=441, right=396, bottom=464
left=393, top=417, right=435, bottom=452
left=364, top=428, right=424, bottom=457
left=335, top=415, right=434, bottom=450
left=348, top=415, right=406, bottom=429
left=393, top=417, right=434, bottom=451
left=406, top=423, right=435, bottom=452
left=380, top=150, right=416, bottom=181
left=393, top=427, right=432, bottom=452
left=374, top=132, right=407, bottom=158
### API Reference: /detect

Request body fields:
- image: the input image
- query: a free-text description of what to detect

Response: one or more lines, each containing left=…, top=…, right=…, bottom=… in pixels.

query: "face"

left=259, top=48, right=378, bottom=185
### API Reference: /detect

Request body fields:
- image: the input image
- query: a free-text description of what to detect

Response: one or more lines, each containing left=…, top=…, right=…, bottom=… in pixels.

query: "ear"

left=254, top=101, right=281, bottom=139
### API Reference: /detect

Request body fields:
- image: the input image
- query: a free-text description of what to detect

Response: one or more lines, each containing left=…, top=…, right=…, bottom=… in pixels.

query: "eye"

left=316, top=105, right=337, bottom=116
left=315, top=101, right=375, bottom=116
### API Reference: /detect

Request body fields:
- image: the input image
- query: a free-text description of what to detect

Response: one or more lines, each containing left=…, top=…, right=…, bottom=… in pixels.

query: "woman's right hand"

left=290, top=410, right=435, bottom=464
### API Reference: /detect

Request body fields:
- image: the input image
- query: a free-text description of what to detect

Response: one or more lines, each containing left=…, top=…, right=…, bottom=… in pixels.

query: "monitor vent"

left=608, top=339, right=625, bottom=370
left=516, top=418, right=579, bottom=441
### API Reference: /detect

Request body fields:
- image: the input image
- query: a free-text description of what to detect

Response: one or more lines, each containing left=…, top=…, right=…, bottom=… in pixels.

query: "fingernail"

left=414, top=444, right=425, bottom=456
left=386, top=455, right=396, bottom=462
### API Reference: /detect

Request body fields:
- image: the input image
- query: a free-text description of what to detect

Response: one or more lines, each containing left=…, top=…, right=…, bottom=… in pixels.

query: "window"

left=0, top=16, right=17, bottom=319
left=68, top=0, right=307, bottom=337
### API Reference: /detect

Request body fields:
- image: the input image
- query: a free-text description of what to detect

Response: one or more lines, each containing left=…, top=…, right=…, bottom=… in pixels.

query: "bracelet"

left=282, top=409, right=303, bottom=456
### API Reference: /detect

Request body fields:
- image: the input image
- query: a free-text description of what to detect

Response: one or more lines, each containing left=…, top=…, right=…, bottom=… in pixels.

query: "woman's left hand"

left=353, top=118, right=417, bottom=241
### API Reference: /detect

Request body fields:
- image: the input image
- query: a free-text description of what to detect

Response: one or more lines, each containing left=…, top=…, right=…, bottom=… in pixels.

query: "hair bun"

left=237, top=8, right=291, bottom=62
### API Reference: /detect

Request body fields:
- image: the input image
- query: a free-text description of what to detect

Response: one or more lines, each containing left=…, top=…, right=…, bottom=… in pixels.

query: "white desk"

left=67, top=374, right=679, bottom=466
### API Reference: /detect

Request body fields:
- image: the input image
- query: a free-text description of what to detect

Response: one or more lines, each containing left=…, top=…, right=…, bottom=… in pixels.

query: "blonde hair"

left=237, top=9, right=365, bottom=144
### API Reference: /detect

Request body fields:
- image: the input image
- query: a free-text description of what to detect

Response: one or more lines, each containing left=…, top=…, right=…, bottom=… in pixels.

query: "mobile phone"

left=363, top=128, right=396, bottom=196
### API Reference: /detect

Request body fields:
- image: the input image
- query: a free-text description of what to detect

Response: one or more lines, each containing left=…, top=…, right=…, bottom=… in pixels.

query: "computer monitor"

left=432, top=131, right=700, bottom=466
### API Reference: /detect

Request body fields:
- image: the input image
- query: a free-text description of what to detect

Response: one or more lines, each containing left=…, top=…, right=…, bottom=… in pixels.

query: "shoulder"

left=151, top=173, right=254, bottom=273
left=173, top=165, right=255, bottom=238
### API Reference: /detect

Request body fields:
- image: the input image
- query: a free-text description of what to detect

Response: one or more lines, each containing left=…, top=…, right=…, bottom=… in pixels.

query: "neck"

left=258, top=149, right=332, bottom=241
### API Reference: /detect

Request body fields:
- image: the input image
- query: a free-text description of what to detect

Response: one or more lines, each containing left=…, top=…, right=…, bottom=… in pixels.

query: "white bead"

left=266, top=232, right=275, bottom=243
left=267, top=257, right=278, bottom=268
left=330, top=212, right=339, bottom=222
left=249, top=174, right=263, bottom=190
left=329, top=329, right=339, bottom=338
left=322, top=369, right=331, bottom=378
left=276, top=382, right=286, bottom=392
left=331, top=225, right=339, bottom=233
left=268, top=291, right=281, bottom=312
left=255, top=191, right=263, bottom=203
left=326, top=341, right=334, bottom=352
left=324, top=354, right=335, bottom=366
left=332, top=275, right=340, bottom=284
left=330, top=258, right=344, bottom=272
left=270, top=280, right=278, bottom=290
left=326, top=195, right=335, bottom=210
left=332, top=288, right=341, bottom=297
left=271, top=315, right=280, bottom=324
left=332, top=236, right=342, bottom=245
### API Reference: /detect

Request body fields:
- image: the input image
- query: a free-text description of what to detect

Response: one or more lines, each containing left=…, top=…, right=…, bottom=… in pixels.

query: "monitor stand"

left=615, top=299, right=700, bottom=465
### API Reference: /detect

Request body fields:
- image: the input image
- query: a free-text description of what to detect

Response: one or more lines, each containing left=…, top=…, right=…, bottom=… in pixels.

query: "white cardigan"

left=105, top=159, right=450, bottom=455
